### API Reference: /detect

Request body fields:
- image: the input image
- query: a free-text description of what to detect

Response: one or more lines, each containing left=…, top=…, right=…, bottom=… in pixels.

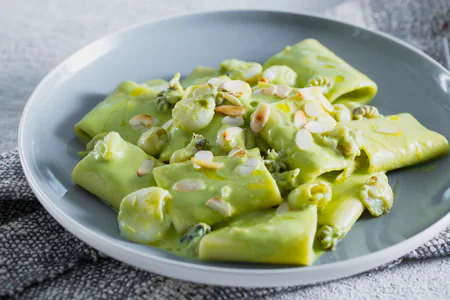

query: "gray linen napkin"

left=1, top=149, right=449, bottom=299
left=1, top=0, right=450, bottom=298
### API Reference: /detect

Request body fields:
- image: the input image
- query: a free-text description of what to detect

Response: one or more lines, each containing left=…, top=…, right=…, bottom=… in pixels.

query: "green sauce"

left=72, top=38, right=449, bottom=266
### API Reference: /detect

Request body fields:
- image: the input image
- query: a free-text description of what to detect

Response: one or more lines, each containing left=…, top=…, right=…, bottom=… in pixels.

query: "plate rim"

left=18, top=8, right=450, bottom=287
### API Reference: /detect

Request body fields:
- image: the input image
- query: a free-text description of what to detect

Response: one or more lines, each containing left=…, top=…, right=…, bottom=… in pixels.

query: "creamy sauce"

left=72, top=38, right=449, bottom=266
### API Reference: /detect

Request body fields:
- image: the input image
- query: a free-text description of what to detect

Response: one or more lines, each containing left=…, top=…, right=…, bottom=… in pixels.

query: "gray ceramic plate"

left=19, top=10, right=450, bottom=287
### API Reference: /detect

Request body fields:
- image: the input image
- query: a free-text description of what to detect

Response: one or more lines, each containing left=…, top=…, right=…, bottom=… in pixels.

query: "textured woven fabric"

left=2, top=0, right=450, bottom=298
left=362, top=0, right=450, bottom=67
left=1, top=147, right=450, bottom=299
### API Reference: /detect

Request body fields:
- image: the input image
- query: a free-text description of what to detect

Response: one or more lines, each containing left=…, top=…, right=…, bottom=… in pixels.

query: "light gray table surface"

left=1, top=1, right=449, bottom=299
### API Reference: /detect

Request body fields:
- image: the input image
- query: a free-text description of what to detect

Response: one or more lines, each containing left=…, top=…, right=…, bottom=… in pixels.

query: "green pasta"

left=72, top=132, right=163, bottom=209
left=263, top=39, right=378, bottom=104
left=71, top=38, right=449, bottom=266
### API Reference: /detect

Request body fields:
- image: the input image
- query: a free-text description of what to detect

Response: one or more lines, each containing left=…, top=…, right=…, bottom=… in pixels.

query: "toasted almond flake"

left=223, top=127, right=244, bottom=141
left=192, top=150, right=218, bottom=169
left=208, top=77, right=227, bottom=87
left=305, top=116, right=336, bottom=133
left=222, top=116, right=244, bottom=126
left=304, top=102, right=324, bottom=117
left=237, top=165, right=256, bottom=176
left=250, top=103, right=270, bottom=132
left=237, top=157, right=260, bottom=176
left=320, top=84, right=330, bottom=94
left=228, top=147, right=246, bottom=158
left=193, top=84, right=211, bottom=98
left=162, top=119, right=174, bottom=131
left=191, top=157, right=224, bottom=169
left=304, top=121, right=327, bottom=133
left=295, top=129, right=314, bottom=150
left=242, top=66, right=262, bottom=80
left=223, top=92, right=243, bottom=106
left=317, top=93, right=334, bottom=112
left=194, top=150, right=214, bottom=162
left=129, top=114, right=153, bottom=131
left=136, top=159, right=155, bottom=176
left=172, top=179, right=205, bottom=192
left=246, top=158, right=260, bottom=167
left=294, top=110, right=307, bottom=129
left=262, top=67, right=278, bottom=82
left=374, top=127, right=403, bottom=135
left=215, top=105, right=245, bottom=117
left=297, top=86, right=320, bottom=100
left=223, top=80, right=247, bottom=94
left=275, top=202, right=291, bottom=215
left=275, top=84, right=292, bottom=98
left=253, top=86, right=276, bottom=96
left=205, top=197, right=233, bottom=216
left=318, top=115, right=337, bottom=126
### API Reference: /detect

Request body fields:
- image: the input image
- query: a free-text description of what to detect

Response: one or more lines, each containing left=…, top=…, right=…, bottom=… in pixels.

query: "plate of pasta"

left=19, top=10, right=450, bottom=287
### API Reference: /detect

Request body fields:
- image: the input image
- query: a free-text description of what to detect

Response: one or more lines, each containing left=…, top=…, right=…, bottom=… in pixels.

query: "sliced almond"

left=303, top=102, right=324, bottom=117
left=374, top=127, right=403, bottom=135
left=192, top=150, right=224, bottom=170
left=253, top=86, right=276, bottom=96
left=172, top=179, right=206, bottom=192
left=237, top=165, right=256, bottom=176
left=205, top=197, right=233, bottom=217
left=194, top=150, right=214, bottom=162
left=294, top=110, right=307, bottom=129
left=222, top=80, right=247, bottom=95
left=242, top=66, right=262, bottom=80
left=223, top=127, right=244, bottom=141
left=193, top=84, right=211, bottom=98
left=129, top=114, right=153, bottom=131
left=298, top=86, right=322, bottom=100
left=305, top=116, right=336, bottom=133
left=262, top=67, right=278, bottom=82
left=275, top=202, right=291, bottom=215
left=275, top=84, right=292, bottom=98
left=318, top=115, right=337, bottom=126
left=228, top=147, right=246, bottom=158
left=222, top=92, right=243, bottom=106
left=161, top=119, right=174, bottom=131
left=191, top=157, right=224, bottom=169
left=250, top=103, right=270, bottom=132
left=208, top=77, right=228, bottom=87
left=137, top=159, right=155, bottom=177
left=320, top=83, right=330, bottom=94
left=295, top=129, right=314, bottom=150
left=222, top=116, right=245, bottom=126
left=215, top=105, right=245, bottom=117
left=237, top=157, right=260, bottom=176
left=317, top=93, right=334, bottom=112
left=245, top=157, right=260, bottom=167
